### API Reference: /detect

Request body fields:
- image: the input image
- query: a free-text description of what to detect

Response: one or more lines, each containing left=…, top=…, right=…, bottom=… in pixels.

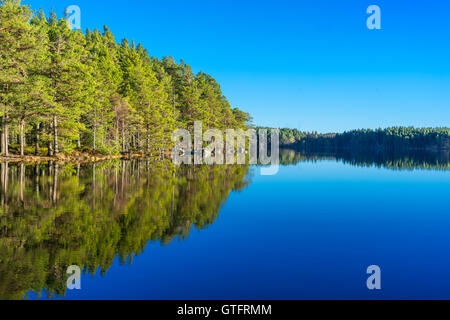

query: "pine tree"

left=0, top=0, right=40, bottom=156
left=0, top=2, right=252, bottom=158
left=45, top=12, right=88, bottom=154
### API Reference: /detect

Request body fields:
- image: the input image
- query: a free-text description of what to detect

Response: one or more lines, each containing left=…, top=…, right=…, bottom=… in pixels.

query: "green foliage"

left=0, top=1, right=250, bottom=156
left=263, top=127, right=450, bottom=151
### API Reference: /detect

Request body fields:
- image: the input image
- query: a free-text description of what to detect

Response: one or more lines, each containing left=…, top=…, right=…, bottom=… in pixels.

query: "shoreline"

left=0, top=153, right=147, bottom=164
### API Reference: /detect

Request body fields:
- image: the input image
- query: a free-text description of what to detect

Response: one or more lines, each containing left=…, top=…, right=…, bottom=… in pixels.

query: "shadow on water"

left=0, top=149, right=449, bottom=299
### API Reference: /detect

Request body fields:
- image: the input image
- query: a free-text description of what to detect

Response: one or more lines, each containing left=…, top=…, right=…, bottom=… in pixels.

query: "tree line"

left=0, top=0, right=251, bottom=158
left=268, top=127, right=450, bottom=151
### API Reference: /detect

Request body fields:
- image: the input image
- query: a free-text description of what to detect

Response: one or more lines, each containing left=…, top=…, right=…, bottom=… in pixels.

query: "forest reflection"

left=0, top=160, right=250, bottom=299
left=279, top=148, right=450, bottom=171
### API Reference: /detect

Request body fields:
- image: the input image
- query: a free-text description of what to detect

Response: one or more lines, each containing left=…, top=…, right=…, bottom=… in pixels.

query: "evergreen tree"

left=0, top=0, right=39, bottom=155
left=0, top=1, right=251, bottom=158
left=45, top=12, right=88, bottom=154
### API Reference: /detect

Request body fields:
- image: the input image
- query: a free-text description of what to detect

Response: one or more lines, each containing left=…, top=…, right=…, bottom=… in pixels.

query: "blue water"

left=44, top=159, right=450, bottom=300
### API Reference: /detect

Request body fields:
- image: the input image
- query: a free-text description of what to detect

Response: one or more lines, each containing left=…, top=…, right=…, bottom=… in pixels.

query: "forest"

left=272, top=127, right=450, bottom=152
left=0, top=0, right=251, bottom=158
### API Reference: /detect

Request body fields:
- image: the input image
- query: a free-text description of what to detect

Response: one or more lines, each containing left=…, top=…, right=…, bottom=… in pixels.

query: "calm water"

left=1, top=149, right=450, bottom=300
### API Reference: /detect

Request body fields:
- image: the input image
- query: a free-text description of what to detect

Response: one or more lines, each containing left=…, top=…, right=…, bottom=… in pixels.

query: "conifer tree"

left=0, top=0, right=39, bottom=155
left=45, top=12, right=88, bottom=154
left=0, top=1, right=252, bottom=158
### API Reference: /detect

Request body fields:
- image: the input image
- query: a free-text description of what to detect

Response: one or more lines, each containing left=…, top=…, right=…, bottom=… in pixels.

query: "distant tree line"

left=262, top=127, right=450, bottom=151
left=0, top=0, right=251, bottom=157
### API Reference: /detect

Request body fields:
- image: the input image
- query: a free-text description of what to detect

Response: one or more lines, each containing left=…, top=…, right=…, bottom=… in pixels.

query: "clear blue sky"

left=27, top=0, right=450, bottom=132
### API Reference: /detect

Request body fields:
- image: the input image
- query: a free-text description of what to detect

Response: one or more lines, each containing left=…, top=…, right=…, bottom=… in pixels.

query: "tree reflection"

left=0, top=160, right=250, bottom=299
left=279, top=148, right=450, bottom=171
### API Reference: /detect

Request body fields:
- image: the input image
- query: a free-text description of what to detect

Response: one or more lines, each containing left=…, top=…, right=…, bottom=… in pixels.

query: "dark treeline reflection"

left=279, top=148, right=450, bottom=171
left=0, top=161, right=250, bottom=299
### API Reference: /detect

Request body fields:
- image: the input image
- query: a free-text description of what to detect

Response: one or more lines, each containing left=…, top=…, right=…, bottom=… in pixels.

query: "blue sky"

left=26, top=0, right=450, bottom=132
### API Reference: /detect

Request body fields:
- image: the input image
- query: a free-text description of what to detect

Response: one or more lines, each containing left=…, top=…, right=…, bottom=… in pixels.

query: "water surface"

left=1, top=149, right=450, bottom=299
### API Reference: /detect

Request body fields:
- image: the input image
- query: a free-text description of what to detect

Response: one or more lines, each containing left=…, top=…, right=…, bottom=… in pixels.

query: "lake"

left=1, top=149, right=450, bottom=300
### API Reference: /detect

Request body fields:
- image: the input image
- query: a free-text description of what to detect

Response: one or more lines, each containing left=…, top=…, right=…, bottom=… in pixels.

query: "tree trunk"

left=3, top=114, right=8, bottom=157
left=115, top=119, right=119, bottom=150
left=121, top=120, right=126, bottom=152
left=0, top=117, right=3, bottom=156
left=93, top=107, right=97, bottom=151
left=93, top=123, right=96, bottom=151
left=48, top=142, right=53, bottom=156
left=48, top=123, right=53, bottom=157
left=53, top=115, right=59, bottom=154
left=146, top=124, right=150, bottom=153
left=35, top=123, right=40, bottom=156
left=19, top=118, right=25, bottom=156
left=136, top=132, right=139, bottom=150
